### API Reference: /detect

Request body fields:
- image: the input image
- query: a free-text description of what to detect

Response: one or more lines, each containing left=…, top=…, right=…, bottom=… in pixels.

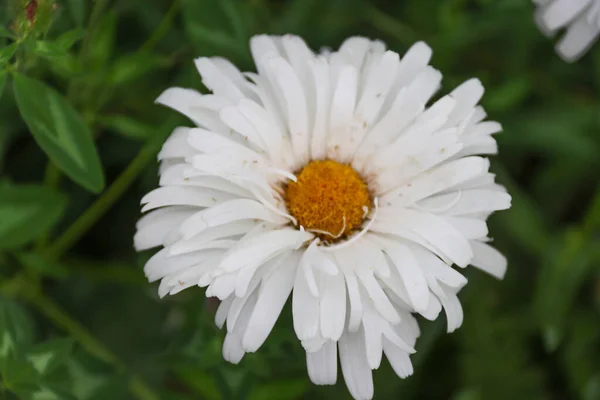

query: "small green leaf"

left=27, top=338, right=74, bottom=375
left=0, top=26, right=15, bottom=39
left=0, top=299, right=35, bottom=361
left=89, top=12, right=117, bottom=69
left=33, top=41, right=68, bottom=58
left=182, top=0, right=251, bottom=62
left=17, top=253, right=69, bottom=278
left=12, top=73, right=105, bottom=193
left=14, top=384, right=79, bottom=400
left=99, top=115, right=153, bottom=140
left=109, top=54, right=163, bottom=86
left=55, top=28, right=86, bottom=50
left=0, top=184, right=67, bottom=249
left=0, top=42, right=18, bottom=65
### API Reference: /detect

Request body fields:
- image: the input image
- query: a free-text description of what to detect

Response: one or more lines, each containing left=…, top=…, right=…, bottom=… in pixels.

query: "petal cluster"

left=136, top=35, right=511, bottom=399
left=535, top=0, right=600, bottom=61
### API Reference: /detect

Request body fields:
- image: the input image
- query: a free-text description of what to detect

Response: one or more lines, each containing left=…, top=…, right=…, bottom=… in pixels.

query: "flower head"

left=534, top=0, right=600, bottom=61
left=136, top=35, right=511, bottom=400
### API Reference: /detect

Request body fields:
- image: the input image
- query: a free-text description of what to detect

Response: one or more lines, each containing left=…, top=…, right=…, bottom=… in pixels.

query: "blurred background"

left=0, top=0, right=599, bottom=399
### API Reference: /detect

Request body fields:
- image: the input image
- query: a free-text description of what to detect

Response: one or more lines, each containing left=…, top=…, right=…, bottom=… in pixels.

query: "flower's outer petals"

left=306, top=340, right=338, bottom=385
left=339, top=328, right=374, bottom=400
left=242, top=252, right=298, bottom=352
left=542, top=0, right=591, bottom=31
left=470, top=240, right=508, bottom=279
left=557, top=14, right=600, bottom=61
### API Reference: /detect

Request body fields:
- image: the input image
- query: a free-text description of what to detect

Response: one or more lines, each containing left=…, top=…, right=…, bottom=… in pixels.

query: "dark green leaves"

left=0, top=184, right=67, bottom=249
left=0, top=42, right=17, bottom=65
left=0, top=299, right=35, bottom=358
left=28, top=338, right=75, bottom=376
left=182, top=0, right=252, bottom=62
left=12, top=74, right=105, bottom=193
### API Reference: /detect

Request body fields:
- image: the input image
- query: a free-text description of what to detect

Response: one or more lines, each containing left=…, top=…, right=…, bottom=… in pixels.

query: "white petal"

left=179, top=199, right=286, bottom=240
left=327, top=65, right=358, bottom=162
left=376, top=238, right=429, bottom=313
left=195, top=57, right=245, bottom=100
left=339, top=329, right=374, bottom=400
left=309, top=56, right=331, bottom=160
left=542, top=0, right=591, bottom=31
left=243, top=252, right=298, bottom=352
left=306, top=340, right=338, bottom=385
left=217, top=229, right=313, bottom=274
left=374, top=208, right=473, bottom=267
left=338, top=37, right=371, bottom=69
left=444, top=216, right=489, bottom=240
left=437, top=284, right=464, bottom=332
left=470, top=240, right=507, bottom=279
left=556, top=14, right=600, bottom=61
left=141, top=187, right=235, bottom=213
left=292, top=258, right=320, bottom=341
left=383, top=338, right=414, bottom=378
left=382, top=157, right=490, bottom=206
left=268, top=57, right=310, bottom=165
left=134, top=207, right=193, bottom=251
left=319, top=272, right=346, bottom=341
left=158, top=127, right=196, bottom=160
left=215, top=296, right=234, bottom=329
left=169, top=221, right=255, bottom=256
left=222, top=290, right=258, bottom=364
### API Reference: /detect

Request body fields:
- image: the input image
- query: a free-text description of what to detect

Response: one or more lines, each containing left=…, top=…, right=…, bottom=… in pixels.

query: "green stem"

left=362, top=2, right=422, bottom=46
left=27, top=288, right=122, bottom=367
left=45, top=122, right=173, bottom=260
left=34, top=162, right=61, bottom=251
left=138, top=0, right=181, bottom=55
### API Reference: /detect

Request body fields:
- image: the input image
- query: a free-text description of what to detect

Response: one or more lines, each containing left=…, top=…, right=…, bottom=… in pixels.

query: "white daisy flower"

left=136, top=35, right=511, bottom=400
left=534, top=0, right=600, bottom=61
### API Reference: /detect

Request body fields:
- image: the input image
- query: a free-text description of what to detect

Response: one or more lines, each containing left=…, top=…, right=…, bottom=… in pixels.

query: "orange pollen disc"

left=284, top=160, right=372, bottom=241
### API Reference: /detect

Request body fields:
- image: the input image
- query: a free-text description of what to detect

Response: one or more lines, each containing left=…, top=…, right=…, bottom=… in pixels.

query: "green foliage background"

left=0, top=0, right=599, bottom=399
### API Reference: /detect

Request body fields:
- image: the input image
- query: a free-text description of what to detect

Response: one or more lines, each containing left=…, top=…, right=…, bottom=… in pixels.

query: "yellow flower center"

left=284, top=160, right=372, bottom=242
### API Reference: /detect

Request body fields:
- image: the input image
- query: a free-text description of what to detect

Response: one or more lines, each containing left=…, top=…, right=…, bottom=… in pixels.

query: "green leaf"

left=535, top=229, right=596, bottom=350
left=99, top=115, right=154, bottom=140
left=182, top=0, right=251, bottom=62
left=27, top=338, right=74, bottom=375
left=0, top=184, right=67, bottom=249
left=0, top=42, right=17, bottom=65
left=248, top=379, right=309, bottom=400
left=13, top=384, right=79, bottom=400
left=108, top=53, right=163, bottom=86
left=12, top=73, right=105, bottom=193
left=55, top=28, right=86, bottom=50
left=0, top=26, right=15, bottom=39
left=88, top=12, right=117, bottom=69
left=17, top=252, right=69, bottom=278
left=0, top=299, right=35, bottom=361
left=33, top=41, right=69, bottom=58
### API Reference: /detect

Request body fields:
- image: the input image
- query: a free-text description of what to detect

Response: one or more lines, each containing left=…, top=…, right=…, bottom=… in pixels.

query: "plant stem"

left=362, top=2, right=422, bottom=46
left=138, top=0, right=181, bottom=55
left=35, top=162, right=61, bottom=251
